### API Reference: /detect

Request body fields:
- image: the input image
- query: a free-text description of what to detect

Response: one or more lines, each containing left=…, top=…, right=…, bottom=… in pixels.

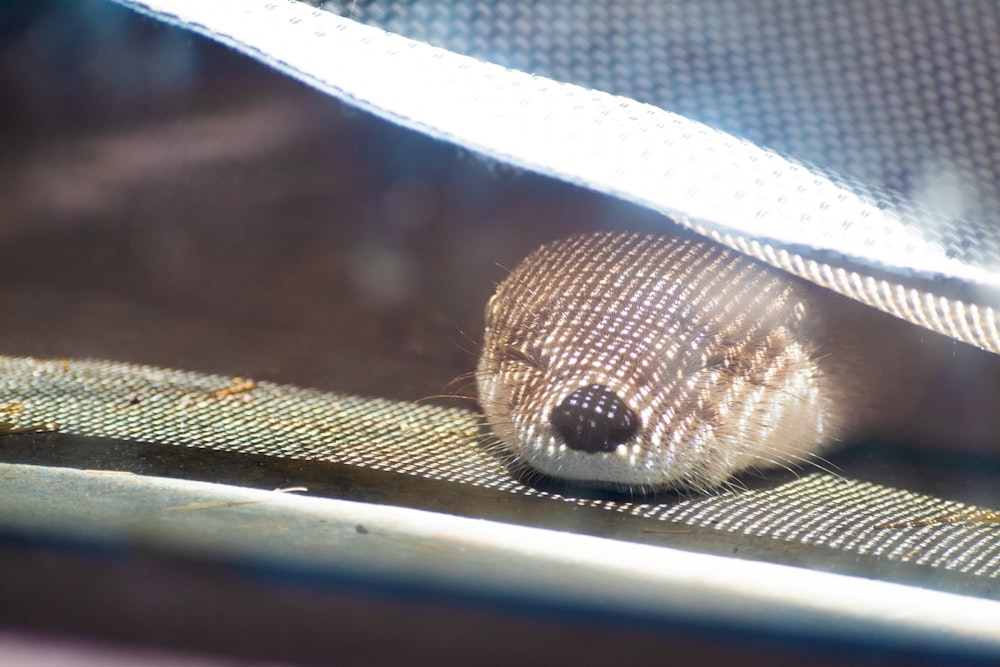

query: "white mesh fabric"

left=113, top=0, right=1000, bottom=352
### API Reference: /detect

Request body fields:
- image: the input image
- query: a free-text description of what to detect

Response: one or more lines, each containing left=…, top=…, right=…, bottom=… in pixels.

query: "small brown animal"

left=477, top=231, right=938, bottom=492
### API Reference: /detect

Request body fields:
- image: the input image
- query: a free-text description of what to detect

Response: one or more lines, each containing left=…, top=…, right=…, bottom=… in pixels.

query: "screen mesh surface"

left=3, top=354, right=999, bottom=600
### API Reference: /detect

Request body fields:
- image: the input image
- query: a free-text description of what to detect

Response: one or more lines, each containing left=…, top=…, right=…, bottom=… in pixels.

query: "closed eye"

left=497, top=344, right=547, bottom=372
left=703, top=350, right=729, bottom=371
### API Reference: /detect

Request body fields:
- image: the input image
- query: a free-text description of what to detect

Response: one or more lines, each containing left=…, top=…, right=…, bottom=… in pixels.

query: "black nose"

left=550, top=384, right=639, bottom=453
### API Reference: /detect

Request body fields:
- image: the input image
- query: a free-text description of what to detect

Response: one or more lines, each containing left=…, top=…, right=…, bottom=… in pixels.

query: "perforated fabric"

left=115, top=0, right=1000, bottom=355
left=332, top=0, right=1000, bottom=276
left=311, top=0, right=1000, bottom=349
left=317, top=0, right=1000, bottom=233
left=3, top=355, right=1000, bottom=598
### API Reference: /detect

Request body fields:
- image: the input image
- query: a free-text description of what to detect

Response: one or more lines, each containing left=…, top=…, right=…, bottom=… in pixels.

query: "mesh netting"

left=117, top=0, right=1000, bottom=354
left=3, top=355, right=999, bottom=593
left=19, top=0, right=997, bottom=610
left=315, top=0, right=1000, bottom=231
left=305, top=0, right=1000, bottom=352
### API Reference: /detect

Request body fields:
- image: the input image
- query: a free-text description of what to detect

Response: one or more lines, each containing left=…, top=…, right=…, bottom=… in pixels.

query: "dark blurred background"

left=0, top=0, right=668, bottom=407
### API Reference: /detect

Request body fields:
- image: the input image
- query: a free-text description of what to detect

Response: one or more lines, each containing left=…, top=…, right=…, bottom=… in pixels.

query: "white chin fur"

left=515, top=441, right=686, bottom=488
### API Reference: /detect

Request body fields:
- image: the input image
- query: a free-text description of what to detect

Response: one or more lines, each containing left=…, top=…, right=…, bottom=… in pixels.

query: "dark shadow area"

left=0, top=1, right=671, bottom=407
left=830, top=439, right=1000, bottom=508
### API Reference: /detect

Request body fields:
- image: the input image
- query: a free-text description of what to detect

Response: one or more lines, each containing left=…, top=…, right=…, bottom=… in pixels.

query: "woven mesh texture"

left=3, top=355, right=1000, bottom=590
left=314, top=0, right=1000, bottom=248
left=305, top=0, right=1000, bottom=354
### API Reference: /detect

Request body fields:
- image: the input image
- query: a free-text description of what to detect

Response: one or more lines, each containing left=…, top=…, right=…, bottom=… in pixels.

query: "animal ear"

left=495, top=345, right=547, bottom=373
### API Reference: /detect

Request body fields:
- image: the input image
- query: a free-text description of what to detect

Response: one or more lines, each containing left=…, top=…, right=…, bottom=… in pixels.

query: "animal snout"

left=550, top=384, right=639, bottom=453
